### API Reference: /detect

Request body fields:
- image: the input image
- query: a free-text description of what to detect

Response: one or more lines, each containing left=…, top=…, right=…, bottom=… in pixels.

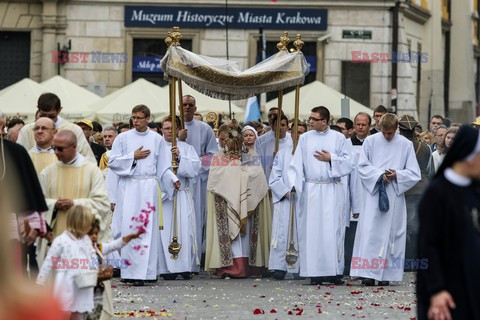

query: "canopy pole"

left=273, top=31, right=290, bottom=156
left=285, top=33, right=304, bottom=270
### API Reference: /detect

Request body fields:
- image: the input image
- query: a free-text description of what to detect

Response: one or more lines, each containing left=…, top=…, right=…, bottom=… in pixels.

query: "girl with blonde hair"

left=37, top=205, right=96, bottom=320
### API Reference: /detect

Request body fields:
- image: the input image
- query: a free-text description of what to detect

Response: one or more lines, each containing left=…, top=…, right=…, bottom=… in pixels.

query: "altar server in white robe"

left=288, top=106, right=354, bottom=285
left=158, top=116, right=201, bottom=279
left=256, top=114, right=292, bottom=181
left=268, top=136, right=300, bottom=280
left=180, top=95, right=218, bottom=270
left=109, top=105, right=179, bottom=286
left=350, top=113, right=420, bottom=286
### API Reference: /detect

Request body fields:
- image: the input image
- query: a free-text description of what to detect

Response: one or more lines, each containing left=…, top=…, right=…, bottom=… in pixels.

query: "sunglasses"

left=52, top=144, right=74, bottom=152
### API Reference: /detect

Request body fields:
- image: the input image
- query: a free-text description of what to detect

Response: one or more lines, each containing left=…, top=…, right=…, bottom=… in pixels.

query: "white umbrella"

left=0, top=78, right=45, bottom=122
left=41, top=76, right=99, bottom=121
left=91, top=78, right=169, bottom=124
left=266, top=80, right=372, bottom=121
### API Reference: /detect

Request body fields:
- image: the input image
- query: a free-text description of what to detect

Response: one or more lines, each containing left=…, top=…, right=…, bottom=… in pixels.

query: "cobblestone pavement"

left=113, top=272, right=417, bottom=319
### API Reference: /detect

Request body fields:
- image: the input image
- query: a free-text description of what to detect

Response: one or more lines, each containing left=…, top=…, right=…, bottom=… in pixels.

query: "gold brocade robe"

left=36, top=154, right=110, bottom=266
left=28, top=150, right=57, bottom=174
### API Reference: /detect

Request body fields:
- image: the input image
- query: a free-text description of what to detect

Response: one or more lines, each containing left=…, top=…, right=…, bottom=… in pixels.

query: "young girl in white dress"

left=37, top=205, right=96, bottom=320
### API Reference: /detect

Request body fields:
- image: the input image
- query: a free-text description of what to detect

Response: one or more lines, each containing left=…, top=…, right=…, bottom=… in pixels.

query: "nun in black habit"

left=417, top=125, right=480, bottom=320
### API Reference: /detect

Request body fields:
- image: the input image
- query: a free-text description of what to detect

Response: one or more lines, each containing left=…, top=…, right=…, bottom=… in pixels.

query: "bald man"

left=28, top=117, right=57, bottom=174
left=37, top=130, right=110, bottom=266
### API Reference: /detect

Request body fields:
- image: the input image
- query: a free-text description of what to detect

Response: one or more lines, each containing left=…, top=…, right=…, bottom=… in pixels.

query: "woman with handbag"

left=36, top=206, right=96, bottom=320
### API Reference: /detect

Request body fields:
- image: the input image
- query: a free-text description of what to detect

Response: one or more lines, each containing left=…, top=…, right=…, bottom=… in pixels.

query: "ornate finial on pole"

left=165, top=26, right=182, bottom=47
left=294, top=34, right=304, bottom=52
left=276, top=31, right=290, bottom=51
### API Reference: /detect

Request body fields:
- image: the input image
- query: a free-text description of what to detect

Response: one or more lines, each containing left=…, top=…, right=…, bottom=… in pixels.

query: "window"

left=132, top=38, right=192, bottom=87
left=0, top=32, right=30, bottom=89
left=256, top=40, right=317, bottom=101
left=341, top=61, right=370, bottom=107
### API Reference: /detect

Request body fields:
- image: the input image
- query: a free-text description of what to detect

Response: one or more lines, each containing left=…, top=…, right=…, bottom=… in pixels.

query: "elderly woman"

left=241, top=125, right=258, bottom=151
left=417, top=125, right=480, bottom=320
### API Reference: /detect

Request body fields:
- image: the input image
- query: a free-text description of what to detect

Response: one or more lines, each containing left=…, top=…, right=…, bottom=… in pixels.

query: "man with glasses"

left=17, top=93, right=96, bottom=164
left=109, top=105, right=180, bottom=286
left=288, top=106, right=354, bottom=285
left=429, top=115, right=444, bottom=135
left=37, top=130, right=110, bottom=266
left=179, top=95, right=218, bottom=272
left=28, top=117, right=57, bottom=174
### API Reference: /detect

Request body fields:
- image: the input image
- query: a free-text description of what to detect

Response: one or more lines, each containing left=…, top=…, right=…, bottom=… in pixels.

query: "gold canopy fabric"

left=161, top=46, right=309, bottom=100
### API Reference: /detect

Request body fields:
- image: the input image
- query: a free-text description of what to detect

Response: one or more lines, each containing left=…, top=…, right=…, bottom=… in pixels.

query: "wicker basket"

left=74, top=270, right=98, bottom=289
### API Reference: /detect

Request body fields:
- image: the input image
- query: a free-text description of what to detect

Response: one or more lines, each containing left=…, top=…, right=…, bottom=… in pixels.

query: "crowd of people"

left=2, top=92, right=480, bottom=320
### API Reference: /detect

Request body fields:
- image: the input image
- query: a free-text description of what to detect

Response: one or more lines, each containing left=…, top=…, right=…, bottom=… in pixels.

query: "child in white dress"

left=37, top=206, right=96, bottom=320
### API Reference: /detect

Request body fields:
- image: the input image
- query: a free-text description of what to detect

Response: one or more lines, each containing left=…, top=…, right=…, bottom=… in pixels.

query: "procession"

left=2, top=1, right=480, bottom=319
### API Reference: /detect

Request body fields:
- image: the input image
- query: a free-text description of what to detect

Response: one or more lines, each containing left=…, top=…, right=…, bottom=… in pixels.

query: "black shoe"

left=330, top=275, right=344, bottom=285
left=271, top=270, right=286, bottom=280
left=132, top=280, right=145, bottom=286
left=161, top=273, right=178, bottom=280
left=377, top=281, right=390, bottom=286
left=361, top=278, right=375, bottom=286
left=180, top=272, right=192, bottom=280
left=112, top=268, right=121, bottom=278
left=145, top=277, right=158, bottom=283
left=310, top=277, right=323, bottom=285
left=293, top=273, right=305, bottom=280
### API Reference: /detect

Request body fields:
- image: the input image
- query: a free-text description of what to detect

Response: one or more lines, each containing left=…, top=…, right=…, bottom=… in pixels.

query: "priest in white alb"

left=109, top=105, right=179, bottom=286
left=268, top=134, right=299, bottom=280
left=180, top=95, right=218, bottom=271
left=350, top=113, right=420, bottom=286
left=288, top=106, right=354, bottom=285
left=158, top=116, right=200, bottom=280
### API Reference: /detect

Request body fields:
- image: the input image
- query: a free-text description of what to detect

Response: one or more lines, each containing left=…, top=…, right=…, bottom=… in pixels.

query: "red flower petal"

left=253, top=284, right=257, bottom=287
left=356, top=306, right=363, bottom=310
left=124, top=260, right=132, bottom=266
left=371, top=303, right=380, bottom=307
left=270, top=309, right=277, bottom=313
left=325, top=292, right=331, bottom=295
left=351, top=290, right=362, bottom=295
left=288, top=311, right=293, bottom=315
left=405, top=307, right=412, bottom=311
left=346, top=283, right=353, bottom=287
left=296, top=309, right=303, bottom=315
left=253, top=308, right=265, bottom=315
left=317, top=307, right=322, bottom=314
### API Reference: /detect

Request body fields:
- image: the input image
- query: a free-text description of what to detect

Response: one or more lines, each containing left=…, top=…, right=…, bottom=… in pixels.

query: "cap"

left=472, top=116, right=480, bottom=126
left=76, top=119, right=93, bottom=130
left=398, top=114, right=418, bottom=131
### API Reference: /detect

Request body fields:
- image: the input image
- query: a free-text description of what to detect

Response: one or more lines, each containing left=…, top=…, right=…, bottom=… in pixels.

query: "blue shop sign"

left=133, top=56, right=163, bottom=73
left=125, top=6, right=328, bottom=30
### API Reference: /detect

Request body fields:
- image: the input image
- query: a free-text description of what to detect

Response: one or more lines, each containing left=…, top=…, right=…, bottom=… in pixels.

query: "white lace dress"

left=37, top=231, right=95, bottom=313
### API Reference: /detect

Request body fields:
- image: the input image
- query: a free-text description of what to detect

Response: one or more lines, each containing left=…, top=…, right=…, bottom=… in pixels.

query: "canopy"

left=90, top=78, right=169, bottom=124
left=161, top=45, right=309, bottom=100
left=41, top=76, right=99, bottom=121
left=165, top=82, right=245, bottom=120
left=0, top=78, right=46, bottom=122
left=266, top=80, right=372, bottom=121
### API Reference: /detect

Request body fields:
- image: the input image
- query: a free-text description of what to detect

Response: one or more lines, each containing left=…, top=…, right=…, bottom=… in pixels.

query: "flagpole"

left=225, top=0, right=232, bottom=119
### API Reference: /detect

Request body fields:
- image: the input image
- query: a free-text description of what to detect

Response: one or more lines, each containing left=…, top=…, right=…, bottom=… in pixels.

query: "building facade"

left=0, top=0, right=478, bottom=125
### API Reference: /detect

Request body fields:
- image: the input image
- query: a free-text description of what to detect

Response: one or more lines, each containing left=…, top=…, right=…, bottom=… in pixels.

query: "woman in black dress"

left=417, top=125, right=480, bottom=320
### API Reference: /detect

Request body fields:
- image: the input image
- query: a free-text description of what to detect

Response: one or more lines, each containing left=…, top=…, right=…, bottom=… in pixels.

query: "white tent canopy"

left=41, top=76, right=99, bottom=121
left=91, top=78, right=169, bottom=124
left=0, top=78, right=46, bottom=122
left=266, top=80, right=372, bottom=121
left=92, top=78, right=245, bottom=124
